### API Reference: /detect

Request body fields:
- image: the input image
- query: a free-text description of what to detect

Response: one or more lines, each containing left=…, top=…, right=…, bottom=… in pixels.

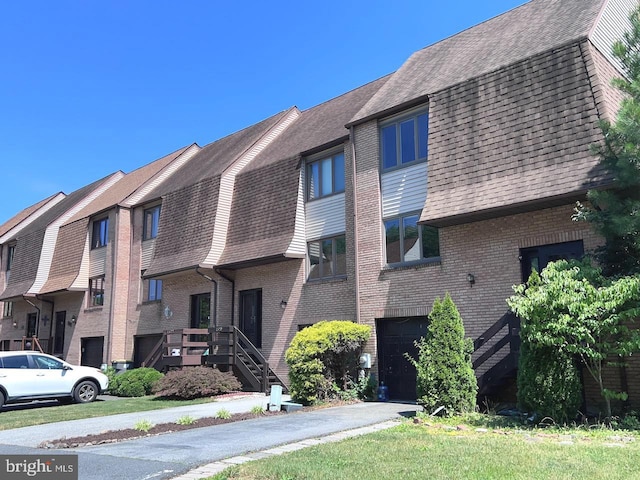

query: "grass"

left=0, top=396, right=215, bottom=431
left=207, top=416, right=640, bottom=480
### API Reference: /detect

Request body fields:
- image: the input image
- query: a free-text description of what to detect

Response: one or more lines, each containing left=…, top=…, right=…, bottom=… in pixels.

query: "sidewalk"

left=0, top=392, right=276, bottom=448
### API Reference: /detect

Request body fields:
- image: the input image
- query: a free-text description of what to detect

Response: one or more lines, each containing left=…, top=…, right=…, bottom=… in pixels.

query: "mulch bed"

left=39, top=410, right=286, bottom=449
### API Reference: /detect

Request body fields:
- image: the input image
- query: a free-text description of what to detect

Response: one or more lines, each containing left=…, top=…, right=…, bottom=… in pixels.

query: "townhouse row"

left=0, top=0, right=637, bottom=408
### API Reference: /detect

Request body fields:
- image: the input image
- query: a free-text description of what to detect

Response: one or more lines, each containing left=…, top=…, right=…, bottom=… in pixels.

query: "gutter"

left=350, top=126, right=361, bottom=324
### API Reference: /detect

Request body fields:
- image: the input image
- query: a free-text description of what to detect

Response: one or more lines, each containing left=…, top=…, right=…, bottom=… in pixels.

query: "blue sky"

left=0, top=0, right=526, bottom=225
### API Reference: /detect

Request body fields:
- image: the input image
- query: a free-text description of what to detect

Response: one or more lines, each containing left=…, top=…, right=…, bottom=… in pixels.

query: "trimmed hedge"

left=109, top=367, right=164, bottom=397
left=152, top=366, right=241, bottom=400
left=285, top=320, right=371, bottom=405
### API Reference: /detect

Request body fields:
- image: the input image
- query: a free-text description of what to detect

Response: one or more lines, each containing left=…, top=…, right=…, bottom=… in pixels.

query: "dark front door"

left=26, top=313, right=37, bottom=338
left=376, top=317, right=428, bottom=401
left=53, top=311, right=66, bottom=355
left=190, top=293, right=211, bottom=329
left=81, top=336, right=104, bottom=368
left=239, top=289, right=262, bottom=348
left=520, top=240, right=584, bottom=283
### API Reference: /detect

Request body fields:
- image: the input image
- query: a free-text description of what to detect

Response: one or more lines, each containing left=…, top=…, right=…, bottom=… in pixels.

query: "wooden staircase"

left=473, top=311, right=520, bottom=398
left=141, top=326, right=288, bottom=394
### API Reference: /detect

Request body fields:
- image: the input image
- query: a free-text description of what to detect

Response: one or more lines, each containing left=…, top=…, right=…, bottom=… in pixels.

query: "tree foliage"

left=285, top=320, right=371, bottom=405
left=574, top=5, right=640, bottom=277
left=406, top=294, right=477, bottom=414
left=508, top=260, right=640, bottom=417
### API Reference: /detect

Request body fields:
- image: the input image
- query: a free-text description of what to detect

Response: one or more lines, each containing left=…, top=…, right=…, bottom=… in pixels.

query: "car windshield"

left=32, top=355, right=64, bottom=369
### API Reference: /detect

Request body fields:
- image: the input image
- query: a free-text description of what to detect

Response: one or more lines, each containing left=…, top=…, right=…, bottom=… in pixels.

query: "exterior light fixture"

left=68, top=315, right=77, bottom=326
left=12, top=320, right=18, bottom=328
left=280, top=300, right=288, bottom=309
left=163, top=306, right=173, bottom=320
left=467, top=273, right=476, bottom=286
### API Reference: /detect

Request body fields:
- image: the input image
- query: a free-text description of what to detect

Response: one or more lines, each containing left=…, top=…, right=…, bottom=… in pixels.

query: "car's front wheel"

left=73, top=381, right=98, bottom=403
left=0, top=390, right=5, bottom=408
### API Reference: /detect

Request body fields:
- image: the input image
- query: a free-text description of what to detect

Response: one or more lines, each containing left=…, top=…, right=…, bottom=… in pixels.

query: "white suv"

left=0, top=351, right=109, bottom=408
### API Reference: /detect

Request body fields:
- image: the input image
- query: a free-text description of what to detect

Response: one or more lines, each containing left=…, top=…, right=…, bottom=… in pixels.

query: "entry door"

left=81, top=336, right=104, bottom=367
left=520, top=240, right=584, bottom=283
left=239, top=289, right=262, bottom=348
left=53, top=311, right=66, bottom=355
left=376, top=317, right=428, bottom=401
left=190, top=293, right=211, bottom=329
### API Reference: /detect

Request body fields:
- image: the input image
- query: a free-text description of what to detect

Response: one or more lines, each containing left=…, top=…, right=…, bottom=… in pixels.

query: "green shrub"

left=152, top=366, right=241, bottom=400
left=216, top=408, right=232, bottom=419
left=285, top=320, right=371, bottom=405
left=406, top=294, right=477, bottom=414
left=109, top=367, right=164, bottom=397
left=176, top=415, right=196, bottom=426
left=134, top=419, right=154, bottom=432
left=516, top=342, right=582, bottom=424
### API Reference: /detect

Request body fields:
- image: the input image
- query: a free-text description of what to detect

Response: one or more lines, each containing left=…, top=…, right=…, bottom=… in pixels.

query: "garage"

left=376, top=317, right=428, bottom=401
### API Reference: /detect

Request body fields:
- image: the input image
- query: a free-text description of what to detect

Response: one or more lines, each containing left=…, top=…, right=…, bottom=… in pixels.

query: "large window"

left=89, top=276, right=105, bottom=307
left=308, top=235, right=346, bottom=280
left=91, top=217, right=109, bottom=249
left=306, top=152, right=345, bottom=201
left=2, top=301, right=13, bottom=318
left=143, top=205, right=161, bottom=240
left=385, top=214, right=439, bottom=265
left=6, top=245, right=15, bottom=271
left=147, top=278, right=163, bottom=302
left=381, top=111, right=428, bottom=170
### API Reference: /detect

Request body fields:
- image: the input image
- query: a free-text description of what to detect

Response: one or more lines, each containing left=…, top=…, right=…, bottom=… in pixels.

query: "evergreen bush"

left=516, top=342, right=582, bottom=423
left=152, top=366, right=241, bottom=400
left=109, top=367, right=164, bottom=397
left=285, top=320, right=371, bottom=405
left=406, top=294, right=477, bottom=414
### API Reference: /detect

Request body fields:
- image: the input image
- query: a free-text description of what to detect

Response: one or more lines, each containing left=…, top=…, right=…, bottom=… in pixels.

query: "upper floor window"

left=143, top=205, right=161, bottom=240
left=89, top=276, right=105, bottom=307
left=380, top=111, right=428, bottom=171
left=2, top=301, right=13, bottom=318
left=147, top=278, right=163, bottom=302
left=308, top=235, right=346, bottom=280
left=384, top=213, right=439, bottom=265
left=91, top=217, right=109, bottom=249
left=6, top=245, right=15, bottom=271
left=306, top=152, right=345, bottom=201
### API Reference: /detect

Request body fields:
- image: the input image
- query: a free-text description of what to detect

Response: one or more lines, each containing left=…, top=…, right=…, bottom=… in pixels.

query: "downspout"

left=350, top=126, right=361, bottom=324
left=106, top=208, right=119, bottom=363
left=215, top=268, right=235, bottom=327
left=196, top=267, right=218, bottom=329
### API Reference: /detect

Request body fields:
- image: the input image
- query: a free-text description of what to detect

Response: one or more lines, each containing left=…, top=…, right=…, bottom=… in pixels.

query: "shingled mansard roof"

left=217, top=76, right=389, bottom=268
left=37, top=145, right=198, bottom=295
left=0, top=174, right=122, bottom=301
left=143, top=109, right=300, bottom=277
left=346, top=0, right=632, bottom=226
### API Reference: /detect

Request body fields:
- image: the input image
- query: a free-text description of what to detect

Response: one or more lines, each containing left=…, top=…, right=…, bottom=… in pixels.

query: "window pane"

left=421, top=225, right=440, bottom=258
left=385, top=219, right=401, bottom=264
left=321, top=158, right=332, bottom=196
left=307, top=162, right=320, bottom=200
left=333, top=153, right=345, bottom=193
left=400, top=119, right=416, bottom=164
left=418, top=113, right=429, bottom=159
left=403, top=216, right=420, bottom=262
left=322, top=239, right=333, bottom=276
left=381, top=125, right=397, bottom=169
left=335, top=236, right=346, bottom=276
left=308, top=242, right=321, bottom=280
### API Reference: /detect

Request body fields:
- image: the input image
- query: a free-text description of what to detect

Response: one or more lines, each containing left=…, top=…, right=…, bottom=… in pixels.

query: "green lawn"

left=0, top=396, right=214, bottom=430
left=210, top=420, right=640, bottom=480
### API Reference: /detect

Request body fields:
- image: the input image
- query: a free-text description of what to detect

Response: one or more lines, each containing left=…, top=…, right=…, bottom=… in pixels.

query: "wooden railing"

left=140, top=326, right=287, bottom=393
left=473, top=311, right=520, bottom=395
